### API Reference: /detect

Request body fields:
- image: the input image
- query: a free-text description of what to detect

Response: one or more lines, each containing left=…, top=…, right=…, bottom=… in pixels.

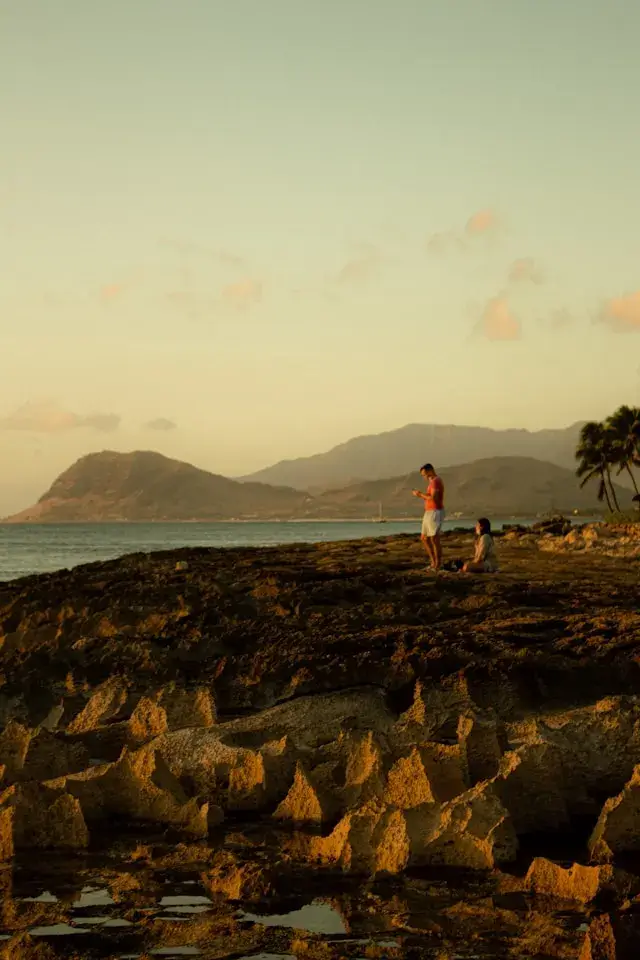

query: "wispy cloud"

left=465, top=209, right=499, bottom=237
left=160, top=239, right=248, bottom=270
left=599, top=290, right=640, bottom=333
left=478, top=296, right=521, bottom=341
left=221, top=278, right=263, bottom=308
left=99, top=268, right=143, bottom=304
left=507, top=257, right=543, bottom=285
left=335, top=245, right=381, bottom=285
left=427, top=208, right=500, bottom=255
left=144, top=417, right=177, bottom=432
left=218, top=249, right=247, bottom=269
left=426, top=232, right=466, bottom=256
left=100, top=283, right=126, bottom=303
left=0, top=401, right=121, bottom=433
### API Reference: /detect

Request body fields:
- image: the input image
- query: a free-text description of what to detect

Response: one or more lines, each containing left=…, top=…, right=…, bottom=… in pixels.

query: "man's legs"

left=433, top=533, right=442, bottom=570
left=421, top=535, right=436, bottom=567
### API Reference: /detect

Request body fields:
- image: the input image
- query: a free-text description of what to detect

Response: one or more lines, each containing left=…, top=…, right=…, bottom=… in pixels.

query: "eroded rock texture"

left=1, top=528, right=640, bottom=957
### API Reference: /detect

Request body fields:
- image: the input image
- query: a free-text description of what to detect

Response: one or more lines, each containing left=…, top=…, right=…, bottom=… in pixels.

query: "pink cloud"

left=100, top=283, right=125, bottom=302
left=222, top=278, right=263, bottom=307
left=479, top=296, right=521, bottom=341
left=465, top=209, right=499, bottom=237
left=600, top=290, right=640, bottom=333
left=508, top=257, right=543, bottom=284
left=99, top=269, right=142, bottom=303
left=427, top=208, right=500, bottom=256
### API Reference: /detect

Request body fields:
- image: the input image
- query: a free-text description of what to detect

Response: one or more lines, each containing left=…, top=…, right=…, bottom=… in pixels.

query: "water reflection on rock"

left=0, top=833, right=620, bottom=957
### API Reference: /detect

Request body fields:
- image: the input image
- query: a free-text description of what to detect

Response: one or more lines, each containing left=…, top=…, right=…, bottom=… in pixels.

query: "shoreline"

left=0, top=513, right=603, bottom=526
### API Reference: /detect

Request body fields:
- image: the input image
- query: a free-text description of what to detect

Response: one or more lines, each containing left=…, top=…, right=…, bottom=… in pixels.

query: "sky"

left=1, top=0, right=640, bottom=513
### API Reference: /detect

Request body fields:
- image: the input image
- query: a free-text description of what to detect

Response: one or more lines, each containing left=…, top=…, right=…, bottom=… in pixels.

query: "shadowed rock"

left=0, top=782, right=88, bottom=857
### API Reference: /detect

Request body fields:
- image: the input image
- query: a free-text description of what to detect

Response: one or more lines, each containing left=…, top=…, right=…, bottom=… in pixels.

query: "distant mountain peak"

left=240, top=421, right=586, bottom=491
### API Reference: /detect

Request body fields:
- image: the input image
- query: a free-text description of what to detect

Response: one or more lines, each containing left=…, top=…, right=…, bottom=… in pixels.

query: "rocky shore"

left=1, top=525, right=640, bottom=958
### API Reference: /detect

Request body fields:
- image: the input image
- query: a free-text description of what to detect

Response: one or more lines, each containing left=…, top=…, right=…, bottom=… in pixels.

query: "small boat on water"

left=374, top=501, right=387, bottom=523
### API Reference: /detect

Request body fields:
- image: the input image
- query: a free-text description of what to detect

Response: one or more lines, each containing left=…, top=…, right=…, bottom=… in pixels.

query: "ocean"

left=0, top=517, right=573, bottom=583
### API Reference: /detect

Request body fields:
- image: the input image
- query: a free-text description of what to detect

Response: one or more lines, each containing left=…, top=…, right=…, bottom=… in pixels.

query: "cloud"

left=336, top=251, right=380, bottom=285
left=465, top=209, right=499, bottom=237
left=336, top=258, right=375, bottom=284
left=508, top=257, right=543, bottom=285
left=426, top=232, right=466, bottom=256
left=145, top=417, right=177, bottom=432
left=427, top=208, right=500, bottom=256
left=83, top=413, right=121, bottom=432
left=0, top=401, right=120, bottom=434
left=478, top=296, right=521, bottom=341
left=600, top=290, right=640, bottom=333
left=160, top=240, right=247, bottom=269
left=100, top=283, right=126, bottom=302
left=217, top=250, right=247, bottom=269
left=333, top=244, right=381, bottom=286
left=221, top=278, right=263, bottom=308
left=99, top=268, right=143, bottom=304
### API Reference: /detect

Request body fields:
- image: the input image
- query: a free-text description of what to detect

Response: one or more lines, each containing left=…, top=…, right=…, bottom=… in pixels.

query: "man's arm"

left=431, top=479, right=444, bottom=509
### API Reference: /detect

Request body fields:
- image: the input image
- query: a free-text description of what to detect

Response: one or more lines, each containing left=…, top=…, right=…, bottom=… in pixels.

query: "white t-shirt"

left=474, top=534, right=498, bottom=571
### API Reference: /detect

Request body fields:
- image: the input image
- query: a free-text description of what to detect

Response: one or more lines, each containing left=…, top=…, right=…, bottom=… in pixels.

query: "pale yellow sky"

left=2, top=0, right=640, bottom=513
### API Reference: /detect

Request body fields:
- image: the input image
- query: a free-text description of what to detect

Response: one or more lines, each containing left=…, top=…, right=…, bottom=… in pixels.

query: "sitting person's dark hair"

left=477, top=517, right=491, bottom=537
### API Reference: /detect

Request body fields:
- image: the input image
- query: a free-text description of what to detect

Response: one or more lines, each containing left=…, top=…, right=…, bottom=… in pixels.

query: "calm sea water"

left=0, top=517, right=575, bottom=583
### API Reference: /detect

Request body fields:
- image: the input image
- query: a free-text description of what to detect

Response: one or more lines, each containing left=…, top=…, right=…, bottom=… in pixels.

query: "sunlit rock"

left=589, top=765, right=640, bottom=862
left=66, top=679, right=129, bottom=734
left=525, top=857, right=611, bottom=904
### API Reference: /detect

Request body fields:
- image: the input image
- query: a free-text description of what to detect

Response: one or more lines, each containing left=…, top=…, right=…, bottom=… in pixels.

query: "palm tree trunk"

left=599, top=470, right=613, bottom=512
left=625, top=462, right=640, bottom=496
left=605, top=466, right=620, bottom=512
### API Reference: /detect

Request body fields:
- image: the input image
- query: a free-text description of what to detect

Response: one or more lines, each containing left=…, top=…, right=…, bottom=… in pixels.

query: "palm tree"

left=575, top=420, right=620, bottom=513
left=606, top=405, right=640, bottom=497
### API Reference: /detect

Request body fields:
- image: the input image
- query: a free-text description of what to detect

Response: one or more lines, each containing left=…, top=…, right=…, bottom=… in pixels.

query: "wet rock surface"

left=1, top=528, right=640, bottom=957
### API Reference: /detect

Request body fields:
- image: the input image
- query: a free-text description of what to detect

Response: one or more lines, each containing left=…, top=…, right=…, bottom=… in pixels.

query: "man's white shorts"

left=421, top=509, right=445, bottom=538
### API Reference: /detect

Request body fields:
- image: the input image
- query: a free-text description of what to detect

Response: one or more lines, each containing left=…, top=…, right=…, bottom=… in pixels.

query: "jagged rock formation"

left=1, top=528, right=640, bottom=956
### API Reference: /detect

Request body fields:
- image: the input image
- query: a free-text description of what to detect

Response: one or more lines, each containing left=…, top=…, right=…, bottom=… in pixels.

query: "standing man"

left=412, top=463, right=445, bottom=571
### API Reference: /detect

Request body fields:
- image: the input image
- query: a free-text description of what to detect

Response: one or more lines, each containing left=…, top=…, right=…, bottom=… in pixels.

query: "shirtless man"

left=412, top=463, right=445, bottom=570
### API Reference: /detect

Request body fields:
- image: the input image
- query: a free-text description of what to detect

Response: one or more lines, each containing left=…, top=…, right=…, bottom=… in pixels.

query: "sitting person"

left=463, top=518, right=498, bottom=573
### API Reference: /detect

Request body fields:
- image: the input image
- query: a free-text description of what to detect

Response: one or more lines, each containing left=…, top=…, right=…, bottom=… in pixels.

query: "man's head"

left=420, top=463, right=435, bottom=479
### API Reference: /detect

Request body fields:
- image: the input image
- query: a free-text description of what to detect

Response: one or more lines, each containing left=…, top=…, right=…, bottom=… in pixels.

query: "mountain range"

left=239, top=422, right=586, bottom=490
left=3, top=448, right=631, bottom=524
